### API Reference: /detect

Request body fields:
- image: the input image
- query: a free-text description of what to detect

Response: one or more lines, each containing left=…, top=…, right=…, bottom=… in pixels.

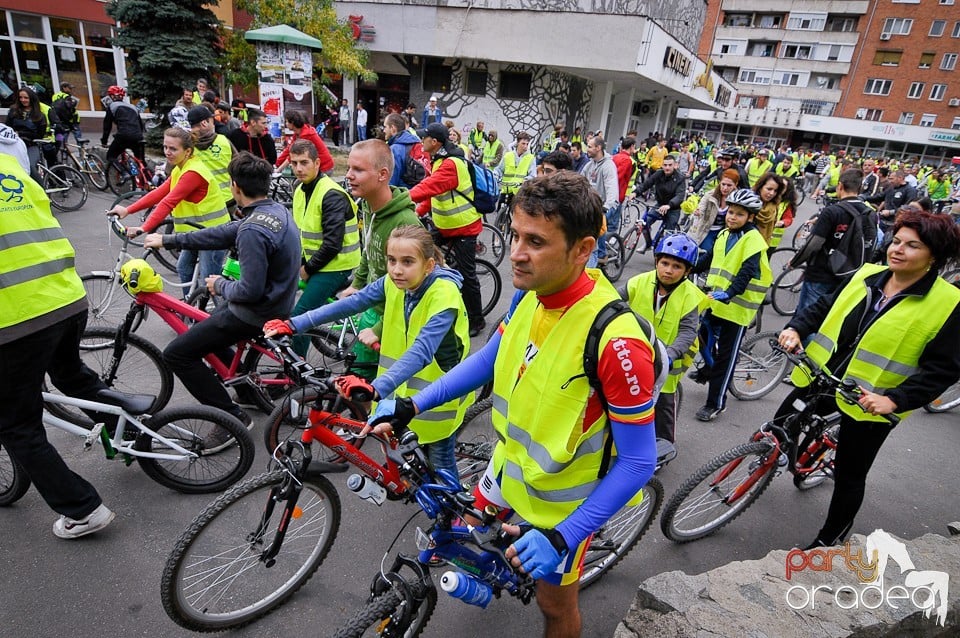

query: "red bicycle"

left=106, top=145, right=156, bottom=195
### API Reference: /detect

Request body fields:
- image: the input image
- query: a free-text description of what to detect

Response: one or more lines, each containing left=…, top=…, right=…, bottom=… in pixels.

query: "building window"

left=919, top=113, right=937, bottom=127
left=465, top=69, right=487, bottom=96
left=873, top=50, right=903, bottom=66
left=941, top=53, right=958, bottom=70
left=952, top=116, right=960, bottom=130
left=739, top=69, right=771, bottom=84
left=855, top=108, right=883, bottom=121
left=781, top=44, right=812, bottom=59
left=881, top=18, right=913, bottom=36
left=724, top=13, right=752, bottom=27
left=864, top=78, right=892, bottom=95
left=908, top=82, right=925, bottom=98
left=919, top=52, right=935, bottom=68
left=826, top=17, right=857, bottom=32
left=899, top=112, right=915, bottom=124
left=930, top=20, right=946, bottom=37
left=954, top=21, right=960, bottom=38
left=942, top=0, right=956, bottom=5
left=721, top=67, right=736, bottom=81
left=930, top=84, right=947, bottom=101
left=422, top=59, right=452, bottom=93
left=827, top=44, right=843, bottom=61
left=751, top=42, right=775, bottom=57
left=775, top=72, right=800, bottom=86
left=757, top=15, right=782, bottom=29
left=786, top=13, right=827, bottom=31
left=801, top=100, right=834, bottom=116
left=813, top=75, right=838, bottom=89
left=498, top=71, right=531, bottom=100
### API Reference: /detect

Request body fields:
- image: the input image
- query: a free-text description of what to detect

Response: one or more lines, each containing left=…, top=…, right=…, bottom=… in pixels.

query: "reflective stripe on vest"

left=501, top=151, right=535, bottom=194
left=626, top=271, right=706, bottom=394
left=482, top=139, right=503, bottom=166
left=746, top=159, right=772, bottom=187
left=490, top=270, right=652, bottom=528
left=790, top=263, right=960, bottom=422
left=375, top=276, right=471, bottom=444
left=706, top=228, right=772, bottom=325
left=292, top=175, right=361, bottom=272
left=195, top=134, right=234, bottom=198
left=431, top=156, right=480, bottom=229
left=169, top=156, right=230, bottom=233
left=0, top=153, right=85, bottom=331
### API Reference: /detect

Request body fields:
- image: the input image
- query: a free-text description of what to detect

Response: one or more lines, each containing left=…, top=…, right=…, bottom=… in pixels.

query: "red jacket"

left=612, top=150, right=635, bottom=202
left=409, top=156, right=482, bottom=237
left=276, top=124, right=334, bottom=173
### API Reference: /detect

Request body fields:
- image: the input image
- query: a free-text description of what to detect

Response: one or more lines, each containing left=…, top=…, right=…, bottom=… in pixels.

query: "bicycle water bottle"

left=347, top=473, right=386, bottom=506
left=128, top=157, right=139, bottom=176
left=439, top=571, right=492, bottom=609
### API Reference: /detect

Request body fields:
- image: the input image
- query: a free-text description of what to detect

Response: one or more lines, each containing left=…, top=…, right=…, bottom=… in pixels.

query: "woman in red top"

left=275, top=109, right=334, bottom=175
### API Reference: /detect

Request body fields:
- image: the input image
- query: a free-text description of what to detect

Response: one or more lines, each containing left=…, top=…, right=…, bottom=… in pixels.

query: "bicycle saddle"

left=95, top=388, right=156, bottom=415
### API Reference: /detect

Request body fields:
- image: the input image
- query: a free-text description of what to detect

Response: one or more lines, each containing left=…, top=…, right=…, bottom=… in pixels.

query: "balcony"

left=736, top=85, right=842, bottom=102
left=721, top=0, right=868, bottom=13
left=719, top=55, right=851, bottom=75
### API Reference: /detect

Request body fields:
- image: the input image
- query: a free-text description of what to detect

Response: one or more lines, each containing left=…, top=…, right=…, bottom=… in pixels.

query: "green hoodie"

left=355, top=186, right=421, bottom=286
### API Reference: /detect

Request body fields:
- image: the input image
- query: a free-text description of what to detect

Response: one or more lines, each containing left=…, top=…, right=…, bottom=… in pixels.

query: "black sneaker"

left=233, top=385, right=262, bottom=409
left=469, top=319, right=487, bottom=338
left=695, top=405, right=725, bottom=422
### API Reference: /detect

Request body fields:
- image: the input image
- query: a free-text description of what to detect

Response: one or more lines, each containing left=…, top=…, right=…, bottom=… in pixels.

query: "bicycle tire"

left=771, top=268, right=803, bottom=317
left=80, top=272, right=140, bottom=331
left=923, top=379, right=960, bottom=413
left=0, top=444, right=30, bottom=507
left=106, top=161, right=135, bottom=195
left=793, top=423, right=839, bottom=491
left=476, top=258, right=502, bottom=317
left=478, top=222, right=506, bottom=267
left=660, top=440, right=777, bottom=543
left=239, top=345, right=297, bottom=413
left=263, top=385, right=369, bottom=463
left=461, top=397, right=493, bottom=428
left=330, top=581, right=436, bottom=638
left=580, top=476, right=664, bottom=589
left=791, top=219, right=814, bottom=250
left=135, top=405, right=254, bottom=493
left=83, top=153, right=108, bottom=190
left=599, top=234, right=626, bottom=283
left=306, top=325, right=358, bottom=376
left=767, top=247, right=797, bottom=277
left=79, top=326, right=174, bottom=415
left=161, top=470, right=341, bottom=631
left=729, top=331, right=790, bottom=401
left=620, top=200, right=645, bottom=232
left=621, top=225, right=643, bottom=267
left=44, top=164, right=87, bottom=211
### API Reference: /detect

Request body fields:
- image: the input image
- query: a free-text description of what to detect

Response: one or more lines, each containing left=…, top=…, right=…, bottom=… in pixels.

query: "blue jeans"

left=795, top=279, right=835, bottom=319
left=177, top=248, right=227, bottom=296
left=356, top=125, right=367, bottom=141
left=426, top=434, right=459, bottom=480
left=596, top=204, right=621, bottom=259
left=644, top=207, right=681, bottom=248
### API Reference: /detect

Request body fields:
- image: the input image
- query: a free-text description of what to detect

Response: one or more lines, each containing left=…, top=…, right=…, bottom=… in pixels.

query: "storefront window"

left=0, top=41, right=16, bottom=107
left=11, top=12, right=43, bottom=39
left=15, top=40, right=52, bottom=100
left=55, top=46, right=90, bottom=111
left=0, top=11, right=9, bottom=37
left=51, top=18, right=81, bottom=48
left=83, top=21, right=112, bottom=48
left=87, top=48, right=116, bottom=105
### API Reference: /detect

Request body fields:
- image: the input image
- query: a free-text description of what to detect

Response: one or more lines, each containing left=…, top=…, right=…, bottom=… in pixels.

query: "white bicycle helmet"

left=726, top=188, right=762, bottom=213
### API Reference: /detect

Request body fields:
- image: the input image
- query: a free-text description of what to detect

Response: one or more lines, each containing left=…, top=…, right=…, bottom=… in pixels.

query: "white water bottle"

left=347, top=473, right=386, bottom=505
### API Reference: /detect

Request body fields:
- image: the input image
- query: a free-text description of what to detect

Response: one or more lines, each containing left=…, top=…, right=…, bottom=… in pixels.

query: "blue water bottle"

left=439, top=571, right=493, bottom=608
left=128, top=157, right=139, bottom=175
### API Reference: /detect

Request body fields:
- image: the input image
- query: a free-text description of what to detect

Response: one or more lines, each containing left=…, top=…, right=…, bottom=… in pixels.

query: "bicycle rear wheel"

left=476, top=258, right=502, bottom=316
left=599, top=234, right=626, bottom=283
left=771, top=268, right=803, bottom=316
left=729, top=331, right=789, bottom=401
left=767, top=247, right=797, bottom=276
left=0, top=444, right=30, bottom=507
left=660, top=440, right=777, bottom=543
left=792, top=219, right=814, bottom=250
left=306, top=325, right=359, bottom=376
left=263, top=385, right=368, bottom=462
left=580, top=476, right=663, bottom=589
left=478, top=222, right=506, bottom=266
left=161, top=470, right=341, bottom=631
left=79, top=326, right=174, bottom=414
left=83, top=153, right=108, bottom=190
left=135, top=405, right=254, bottom=493
left=45, top=164, right=87, bottom=211
left=106, top=161, right=135, bottom=195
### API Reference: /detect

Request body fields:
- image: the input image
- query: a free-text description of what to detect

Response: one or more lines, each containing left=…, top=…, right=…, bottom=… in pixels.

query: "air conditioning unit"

left=949, top=98, right=960, bottom=106
left=879, top=33, right=891, bottom=40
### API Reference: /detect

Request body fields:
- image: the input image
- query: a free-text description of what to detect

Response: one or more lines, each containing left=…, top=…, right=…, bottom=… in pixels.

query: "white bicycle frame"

left=41, top=392, right=199, bottom=462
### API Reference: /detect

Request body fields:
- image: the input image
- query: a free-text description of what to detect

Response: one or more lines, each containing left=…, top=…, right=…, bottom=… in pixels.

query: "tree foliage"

left=223, top=0, right=375, bottom=93
left=106, top=0, right=223, bottom=116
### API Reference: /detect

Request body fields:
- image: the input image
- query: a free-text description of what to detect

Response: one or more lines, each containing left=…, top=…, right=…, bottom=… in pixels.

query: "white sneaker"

left=53, top=504, right=116, bottom=539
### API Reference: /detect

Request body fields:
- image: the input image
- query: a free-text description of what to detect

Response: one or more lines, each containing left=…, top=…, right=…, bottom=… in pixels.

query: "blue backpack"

left=456, top=159, right=499, bottom=215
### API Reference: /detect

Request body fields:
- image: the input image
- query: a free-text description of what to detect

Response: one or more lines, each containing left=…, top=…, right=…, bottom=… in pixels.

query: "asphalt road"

left=1, top=185, right=957, bottom=638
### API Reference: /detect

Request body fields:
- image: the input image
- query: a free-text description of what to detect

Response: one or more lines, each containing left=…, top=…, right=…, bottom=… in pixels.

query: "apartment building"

left=678, top=0, right=960, bottom=163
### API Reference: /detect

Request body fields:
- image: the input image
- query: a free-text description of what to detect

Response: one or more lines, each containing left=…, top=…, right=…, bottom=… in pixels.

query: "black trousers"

left=444, top=234, right=483, bottom=323
left=700, top=312, right=747, bottom=411
left=105, top=134, right=144, bottom=165
left=162, top=306, right=261, bottom=415
left=0, top=311, right=106, bottom=518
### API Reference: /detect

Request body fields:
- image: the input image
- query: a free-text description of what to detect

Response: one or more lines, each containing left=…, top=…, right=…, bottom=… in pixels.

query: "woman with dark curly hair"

left=777, top=210, right=960, bottom=549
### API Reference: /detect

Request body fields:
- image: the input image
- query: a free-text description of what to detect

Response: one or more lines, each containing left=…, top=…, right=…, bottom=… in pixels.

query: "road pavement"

left=1, top=185, right=957, bottom=638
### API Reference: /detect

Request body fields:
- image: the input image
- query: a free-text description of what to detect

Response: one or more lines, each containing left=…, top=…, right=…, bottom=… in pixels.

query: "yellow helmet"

left=119, top=259, right=163, bottom=294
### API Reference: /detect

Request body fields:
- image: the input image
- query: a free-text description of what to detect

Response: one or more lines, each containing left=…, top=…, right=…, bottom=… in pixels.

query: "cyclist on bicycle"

left=100, top=85, right=145, bottom=167
left=6, top=86, right=59, bottom=180
left=634, top=154, right=687, bottom=249
left=369, top=172, right=657, bottom=638
left=497, top=131, right=536, bottom=206
left=142, top=152, right=301, bottom=427
left=264, top=225, right=471, bottom=477
left=621, top=233, right=705, bottom=444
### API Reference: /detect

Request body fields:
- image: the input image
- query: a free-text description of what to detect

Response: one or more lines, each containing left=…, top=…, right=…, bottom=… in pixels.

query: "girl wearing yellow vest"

left=777, top=210, right=960, bottom=549
left=264, top=225, right=471, bottom=477
left=622, top=233, right=705, bottom=443
left=107, top=127, right=229, bottom=291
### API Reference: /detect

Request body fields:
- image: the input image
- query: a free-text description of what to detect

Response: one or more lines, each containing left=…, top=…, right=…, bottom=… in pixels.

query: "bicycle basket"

left=119, top=259, right=163, bottom=294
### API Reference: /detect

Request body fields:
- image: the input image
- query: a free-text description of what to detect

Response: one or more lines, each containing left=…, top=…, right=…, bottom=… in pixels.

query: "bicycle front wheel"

left=729, top=331, right=790, bottom=400
left=263, top=385, right=368, bottom=463
left=79, top=326, right=173, bottom=414
left=80, top=273, right=130, bottom=330
left=161, top=470, right=341, bottom=631
left=771, top=268, right=804, bottom=317
left=476, top=258, right=502, bottom=316
left=106, top=161, right=135, bottom=195
left=0, top=444, right=30, bottom=507
left=45, top=164, right=87, bottom=211
left=83, top=153, right=108, bottom=190
left=478, top=222, right=506, bottom=266
left=600, top=234, right=626, bottom=283
left=580, top=476, right=663, bottom=589
left=660, top=441, right=777, bottom=543
left=331, top=580, right=437, bottom=638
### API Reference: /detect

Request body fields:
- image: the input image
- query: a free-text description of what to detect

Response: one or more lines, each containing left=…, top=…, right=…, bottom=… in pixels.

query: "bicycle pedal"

left=84, top=423, right=104, bottom=448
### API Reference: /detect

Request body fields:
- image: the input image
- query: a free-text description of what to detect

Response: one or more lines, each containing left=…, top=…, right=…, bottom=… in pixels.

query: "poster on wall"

left=260, top=82, right=284, bottom=138
left=283, top=84, right=313, bottom=122
left=256, top=43, right=286, bottom=84
left=284, top=47, right=312, bottom=86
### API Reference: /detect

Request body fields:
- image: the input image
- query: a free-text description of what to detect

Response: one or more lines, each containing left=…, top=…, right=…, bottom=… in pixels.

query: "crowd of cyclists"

left=2, top=82, right=960, bottom=637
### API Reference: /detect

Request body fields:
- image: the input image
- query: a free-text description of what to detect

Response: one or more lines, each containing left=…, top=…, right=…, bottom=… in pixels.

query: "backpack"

left=457, top=159, right=499, bottom=215
left=400, top=141, right=431, bottom=188
left=828, top=200, right=878, bottom=277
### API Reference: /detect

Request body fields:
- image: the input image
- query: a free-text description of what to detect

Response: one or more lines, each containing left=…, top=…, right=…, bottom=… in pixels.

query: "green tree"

left=106, top=0, right=222, bottom=118
left=222, top=0, right=375, bottom=94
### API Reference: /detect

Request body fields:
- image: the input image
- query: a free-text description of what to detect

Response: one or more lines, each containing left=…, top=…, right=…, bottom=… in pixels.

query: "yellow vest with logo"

left=0, top=154, right=85, bottom=331
left=490, top=271, right=651, bottom=527
left=195, top=133, right=233, bottom=199
left=706, top=228, right=772, bottom=325
left=292, top=176, right=361, bottom=272
left=430, top=156, right=480, bottom=230
left=482, top=138, right=503, bottom=167
left=376, top=276, right=471, bottom=444
left=791, top=264, right=960, bottom=422
left=746, top=158, right=772, bottom=187
left=501, top=151, right=535, bottom=194
left=169, top=156, right=230, bottom=232
left=626, top=271, right=706, bottom=394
